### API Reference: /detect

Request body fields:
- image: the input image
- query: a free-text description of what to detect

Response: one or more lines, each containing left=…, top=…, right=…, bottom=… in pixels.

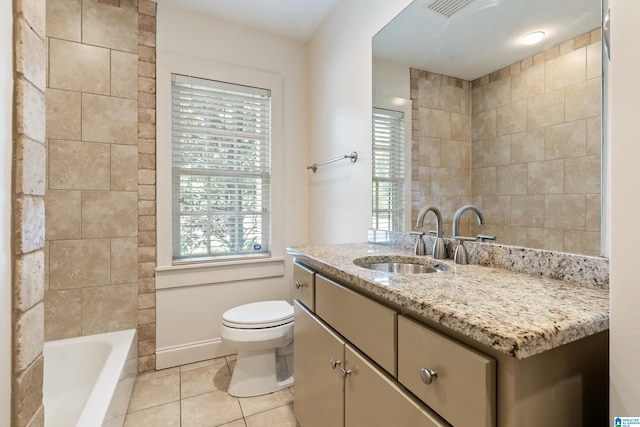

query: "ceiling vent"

left=424, top=0, right=475, bottom=18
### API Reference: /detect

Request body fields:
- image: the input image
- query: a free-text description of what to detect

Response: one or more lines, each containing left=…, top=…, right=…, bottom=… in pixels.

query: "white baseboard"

left=156, top=337, right=234, bottom=370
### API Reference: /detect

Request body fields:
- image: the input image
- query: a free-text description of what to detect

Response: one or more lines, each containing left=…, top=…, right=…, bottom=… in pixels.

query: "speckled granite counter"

left=287, top=243, right=609, bottom=360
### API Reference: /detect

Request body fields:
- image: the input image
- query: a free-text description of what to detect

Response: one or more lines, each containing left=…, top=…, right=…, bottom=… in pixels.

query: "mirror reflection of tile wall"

left=412, top=29, right=602, bottom=256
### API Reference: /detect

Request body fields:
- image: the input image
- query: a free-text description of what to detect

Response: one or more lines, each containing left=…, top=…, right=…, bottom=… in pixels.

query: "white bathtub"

left=44, top=329, right=137, bottom=427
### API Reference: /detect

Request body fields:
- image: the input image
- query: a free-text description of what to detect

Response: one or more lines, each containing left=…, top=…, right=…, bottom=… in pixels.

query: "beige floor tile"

left=181, top=361, right=232, bottom=399
left=181, top=356, right=228, bottom=372
left=181, top=390, right=244, bottom=427
left=244, top=403, right=300, bottom=427
left=218, top=420, right=247, bottom=427
left=136, top=366, right=180, bottom=382
left=124, top=401, right=180, bottom=427
left=238, top=388, right=294, bottom=417
left=128, top=371, right=180, bottom=412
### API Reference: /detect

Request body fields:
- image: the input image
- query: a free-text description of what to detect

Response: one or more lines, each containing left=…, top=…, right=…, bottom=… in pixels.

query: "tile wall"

left=44, top=0, right=158, bottom=372
left=412, top=29, right=602, bottom=256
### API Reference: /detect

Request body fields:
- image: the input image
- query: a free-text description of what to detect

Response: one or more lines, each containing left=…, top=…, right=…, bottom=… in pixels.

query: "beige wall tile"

left=16, top=137, right=46, bottom=196
left=430, top=167, right=469, bottom=196
left=527, top=160, right=564, bottom=194
left=586, top=193, right=601, bottom=232
left=49, top=38, right=110, bottom=95
left=82, top=284, right=138, bottom=335
left=44, top=289, right=82, bottom=340
left=111, top=50, right=138, bottom=99
left=16, top=19, right=47, bottom=92
left=111, top=238, right=138, bottom=285
left=44, top=241, right=50, bottom=292
left=480, top=195, right=510, bottom=225
left=565, top=78, right=601, bottom=122
left=46, top=0, right=81, bottom=41
left=494, top=224, right=527, bottom=247
left=472, top=109, right=496, bottom=141
left=586, top=41, right=602, bottom=80
left=544, top=48, right=586, bottom=92
left=15, top=303, right=44, bottom=371
left=440, top=140, right=461, bottom=168
left=16, top=77, right=46, bottom=143
left=526, top=228, right=564, bottom=252
left=418, top=138, right=440, bottom=167
left=111, top=144, right=138, bottom=191
left=450, top=112, right=470, bottom=142
left=82, top=0, right=138, bottom=52
left=528, top=89, right=564, bottom=130
left=49, top=239, right=110, bottom=289
left=17, top=196, right=46, bottom=254
left=45, top=190, right=81, bottom=240
left=544, top=120, right=587, bottom=160
left=472, top=167, right=496, bottom=196
left=545, top=194, right=585, bottom=230
left=441, top=85, right=461, bottom=113
left=82, top=94, right=138, bottom=144
left=471, top=86, right=482, bottom=114
left=418, top=107, right=430, bottom=138
left=483, top=77, right=510, bottom=110
left=81, top=191, right=138, bottom=238
left=496, top=164, right=527, bottom=195
left=586, top=117, right=601, bottom=156
left=429, top=109, right=451, bottom=139
left=565, top=155, right=601, bottom=194
left=49, top=139, right=110, bottom=190
left=483, top=135, right=511, bottom=167
left=496, top=100, right=527, bottom=136
left=564, top=231, right=600, bottom=256
left=510, top=195, right=545, bottom=227
left=15, top=252, right=45, bottom=312
left=510, top=64, right=544, bottom=101
left=14, top=356, right=44, bottom=427
left=471, top=140, right=483, bottom=168
left=46, top=89, right=81, bottom=140
left=418, top=73, right=441, bottom=109
left=511, top=129, right=544, bottom=164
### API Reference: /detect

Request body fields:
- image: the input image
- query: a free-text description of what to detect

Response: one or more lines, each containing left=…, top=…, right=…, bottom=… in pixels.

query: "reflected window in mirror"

left=372, top=107, right=406, bottom=231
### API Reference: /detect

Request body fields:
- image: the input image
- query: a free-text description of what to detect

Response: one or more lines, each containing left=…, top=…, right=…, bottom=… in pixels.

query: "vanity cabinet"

left=293, top=262, right=315, bottom=310
left=294, top=300, right=447, bottom=427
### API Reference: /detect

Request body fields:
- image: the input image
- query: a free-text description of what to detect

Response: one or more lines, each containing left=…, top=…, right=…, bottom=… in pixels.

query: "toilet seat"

left=222, top=300, right=294, bottom=329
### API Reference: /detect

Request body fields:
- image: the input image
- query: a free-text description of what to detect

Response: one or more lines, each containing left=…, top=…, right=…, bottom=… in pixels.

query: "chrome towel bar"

left=307, top=151, right=358, bottom=173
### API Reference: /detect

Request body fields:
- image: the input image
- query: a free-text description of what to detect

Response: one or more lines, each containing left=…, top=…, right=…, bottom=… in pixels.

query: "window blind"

left=372, top=107, right=405, bottom=231
left=171, top=73, right=271, bottom=261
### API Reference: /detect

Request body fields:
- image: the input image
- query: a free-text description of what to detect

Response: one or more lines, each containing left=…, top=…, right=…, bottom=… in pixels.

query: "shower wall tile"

left=49, top=38, right=110, bottom=95
left=544, top=120, right=587, bottom=160
left=111, top=238, right=139, bottom=285
left=111, top=144, right=138, bottom=191
left=48, top=139, right=111, bottom=190
left=81, top=284, right=138, bottom=335
left=46, top=0, right=81, bottom=41
left=527, top=89, right=565, bottom=129
left=49, top=239, right=111, bottom=290
left=81, top=191, right=138, bottom=238
left=511, top=130, right=544, bottom=164
left=111, top=50, right=138, bottom=99
left=544, top=48, right=586, bottom=92
left=82, top=0, right=138, bottom=52
left=565, top=155, right=601, bottom=194
left=545, top=194, right=586, bottom=230
left=44, top=190, right=81, bottom=240
left=44, top=289, right=82, bottom=340
left=527, top=160, right=565, bottom=195
left=565, top=78, right=601, bottom=121
left=82, top=94, right=138, bottom=144
left=46, top=89, right=81, bottom=140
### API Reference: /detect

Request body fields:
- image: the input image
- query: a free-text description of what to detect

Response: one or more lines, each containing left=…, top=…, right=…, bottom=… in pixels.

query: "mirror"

left=372, top=0, right=603, bottom=257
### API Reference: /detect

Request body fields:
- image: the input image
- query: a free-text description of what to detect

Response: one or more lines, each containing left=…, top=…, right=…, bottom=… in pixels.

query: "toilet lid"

left=223, top=300, right=293, bottom=329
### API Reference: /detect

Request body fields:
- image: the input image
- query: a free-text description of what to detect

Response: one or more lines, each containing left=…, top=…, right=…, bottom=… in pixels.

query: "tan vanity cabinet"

left=294, top=300, right=448, bottom=427
left=398, top=315, right=496, bottom=427
left=315, top=274, right=397, bottom=376
left=293, top=262, right=315, bottom=310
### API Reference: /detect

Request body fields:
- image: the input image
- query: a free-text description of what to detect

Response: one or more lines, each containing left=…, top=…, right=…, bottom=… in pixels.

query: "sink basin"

left=353, top=255, right=449, bottom=274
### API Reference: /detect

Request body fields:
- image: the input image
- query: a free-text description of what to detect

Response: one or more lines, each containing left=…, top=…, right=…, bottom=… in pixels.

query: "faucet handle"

left=452, top=236, right=475, bottom=265
left=453, top=236, right=475, bottom=243
left=410, top=231, right=427, bottom=256
left=476, top=234, right=496, bottom=242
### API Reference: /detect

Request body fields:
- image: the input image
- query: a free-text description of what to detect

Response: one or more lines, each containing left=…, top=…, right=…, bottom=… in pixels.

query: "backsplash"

left=369, top=229, right=609, bottom=289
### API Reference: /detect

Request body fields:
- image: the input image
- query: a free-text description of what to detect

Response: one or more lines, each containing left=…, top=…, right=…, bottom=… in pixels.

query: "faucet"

left=415, top=206, right=446, bottom=259
left=451, top=205, right=484, bottom=264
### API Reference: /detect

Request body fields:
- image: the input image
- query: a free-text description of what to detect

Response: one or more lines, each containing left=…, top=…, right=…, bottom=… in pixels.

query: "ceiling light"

left=522, top=31, right=545, bottom=45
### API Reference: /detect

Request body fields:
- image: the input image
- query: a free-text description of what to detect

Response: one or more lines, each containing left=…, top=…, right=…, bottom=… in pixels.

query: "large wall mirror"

left=372, top=0, right=605, bottom=257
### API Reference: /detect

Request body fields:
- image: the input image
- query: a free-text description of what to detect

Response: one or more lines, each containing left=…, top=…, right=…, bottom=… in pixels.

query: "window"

left=171, top=74, right=271, bottom=261
left=372, top=107, right=406, bottom=231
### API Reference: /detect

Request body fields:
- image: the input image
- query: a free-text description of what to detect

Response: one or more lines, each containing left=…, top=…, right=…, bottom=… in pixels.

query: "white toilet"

left=221, top=300, right=294, bottom=397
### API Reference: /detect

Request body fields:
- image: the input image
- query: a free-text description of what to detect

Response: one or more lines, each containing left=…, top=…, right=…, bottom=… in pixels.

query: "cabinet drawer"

left=398, top=315, right=495, bottom=427
left=293, top=262, right=315, bottom=311
left=315, top=275, right=397, bottom=376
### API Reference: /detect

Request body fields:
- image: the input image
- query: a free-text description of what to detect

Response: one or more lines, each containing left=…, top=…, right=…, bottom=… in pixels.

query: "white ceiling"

left=155, top=0, right=343, bottom=41
left=373, top=0, right=602, bottom=81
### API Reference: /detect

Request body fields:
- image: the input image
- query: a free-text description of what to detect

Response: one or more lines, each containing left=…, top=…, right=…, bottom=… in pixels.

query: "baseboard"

left=155, top=337, right=234, bottom=370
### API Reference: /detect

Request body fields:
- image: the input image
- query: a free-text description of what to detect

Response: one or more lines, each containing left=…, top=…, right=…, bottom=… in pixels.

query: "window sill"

left=155, top=256, right=286, bottom=290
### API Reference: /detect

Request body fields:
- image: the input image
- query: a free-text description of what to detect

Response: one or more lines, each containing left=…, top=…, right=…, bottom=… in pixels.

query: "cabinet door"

left=293, top=262, right=315, bottom=311
left=344, top=344, right=448, bottom=427
left=294, top=300, right=345, bottom=427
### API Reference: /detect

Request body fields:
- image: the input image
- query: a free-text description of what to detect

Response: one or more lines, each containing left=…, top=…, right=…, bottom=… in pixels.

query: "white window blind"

left=372, top=107, right=405, bottom=231
left=171, top=73, right=271, bottom=261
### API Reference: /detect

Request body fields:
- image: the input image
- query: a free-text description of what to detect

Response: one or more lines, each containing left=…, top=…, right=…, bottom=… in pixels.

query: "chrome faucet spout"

left=415, top=206, right=446, bottom=259
left=452, top=204, right=484, bottom=238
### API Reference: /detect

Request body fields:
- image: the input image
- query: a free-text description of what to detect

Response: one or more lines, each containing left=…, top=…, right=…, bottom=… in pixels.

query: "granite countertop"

left=287, top=242, right=610, bottom=360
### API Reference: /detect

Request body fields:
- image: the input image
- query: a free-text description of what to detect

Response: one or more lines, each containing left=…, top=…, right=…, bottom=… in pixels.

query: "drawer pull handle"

left=329, top=358, right=341, bottom=369
left=420, top=368, right=437, bottom=385
left=340, top=368, right=352, bottom=377
left=295, top=281, right=304, bottom=289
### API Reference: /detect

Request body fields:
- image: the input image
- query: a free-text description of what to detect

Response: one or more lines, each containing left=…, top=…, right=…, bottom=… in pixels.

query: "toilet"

left=221, top=300, right=294, bottom=397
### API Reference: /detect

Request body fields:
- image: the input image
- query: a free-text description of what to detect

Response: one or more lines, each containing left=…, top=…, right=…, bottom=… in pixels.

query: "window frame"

left=157, top=52, right=283, bottom=269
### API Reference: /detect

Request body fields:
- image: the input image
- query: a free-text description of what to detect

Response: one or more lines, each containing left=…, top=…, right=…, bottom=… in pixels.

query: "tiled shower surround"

left=412, top=29, right=602, bottom=256
left=44, top=0, right=157, bottom=372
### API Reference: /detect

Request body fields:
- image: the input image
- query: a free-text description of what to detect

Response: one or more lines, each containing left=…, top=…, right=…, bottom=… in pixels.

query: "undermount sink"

left=353, top=255, right=449, bottom=274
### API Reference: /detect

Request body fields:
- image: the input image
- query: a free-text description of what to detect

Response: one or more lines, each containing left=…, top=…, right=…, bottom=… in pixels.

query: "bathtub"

left=43, top=329, right=137, bottom=427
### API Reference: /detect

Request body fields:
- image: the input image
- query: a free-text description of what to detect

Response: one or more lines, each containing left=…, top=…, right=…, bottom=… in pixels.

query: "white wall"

left=0, top=1, right=12, bottom=423
left=307, top=0, right=412, bottom=243
left=155, top=3, right=309, bottom=368
left=311, top=0, right=640, bottom=417
left=609, top=0, right=640, bottom=416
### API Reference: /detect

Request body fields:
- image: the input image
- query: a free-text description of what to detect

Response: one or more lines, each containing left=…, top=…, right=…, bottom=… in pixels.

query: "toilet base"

left=228, top=348, right=294, bottom=397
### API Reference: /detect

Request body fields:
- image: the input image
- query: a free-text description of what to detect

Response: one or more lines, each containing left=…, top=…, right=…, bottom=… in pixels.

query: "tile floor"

left=125, top=355, right=300, bottom=427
